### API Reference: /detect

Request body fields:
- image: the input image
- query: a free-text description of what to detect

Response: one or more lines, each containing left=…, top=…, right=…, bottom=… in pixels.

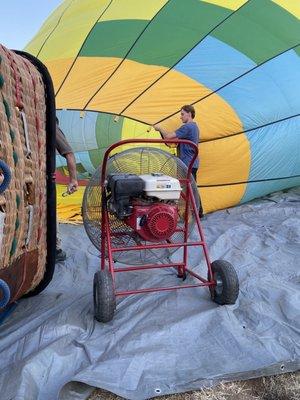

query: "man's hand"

left=67, top=179, right=78, bottom=194
left=153, top=124, right=162, bottom=132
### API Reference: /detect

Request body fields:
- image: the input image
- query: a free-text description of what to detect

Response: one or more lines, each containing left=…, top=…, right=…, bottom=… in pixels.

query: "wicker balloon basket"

left=0, top=45, right=56, bottom=311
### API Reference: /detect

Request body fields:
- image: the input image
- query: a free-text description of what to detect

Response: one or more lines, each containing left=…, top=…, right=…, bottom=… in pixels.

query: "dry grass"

left=88, top=371, right=299, bottom=400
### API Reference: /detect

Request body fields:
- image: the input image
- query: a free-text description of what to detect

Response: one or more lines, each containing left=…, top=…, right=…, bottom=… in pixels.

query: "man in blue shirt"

left=153, top=104, right=200, bottom=180
left=153, top=105, right=203, bottom=216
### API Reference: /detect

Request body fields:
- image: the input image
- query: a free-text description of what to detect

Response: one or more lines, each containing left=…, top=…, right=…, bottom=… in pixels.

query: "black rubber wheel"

left=209, top=260, right=239, bottom=305
left=177, top=271, right=187, bottom=280
left=0, top=279, right=11, bottom=308
left=93, top=270, right=116, bottom=323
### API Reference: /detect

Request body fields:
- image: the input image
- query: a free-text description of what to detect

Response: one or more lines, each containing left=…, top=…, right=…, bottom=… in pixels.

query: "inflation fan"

left=83, top=139, right=239, bottom=322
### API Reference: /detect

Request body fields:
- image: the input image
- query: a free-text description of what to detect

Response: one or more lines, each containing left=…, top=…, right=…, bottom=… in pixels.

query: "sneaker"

left=55, top=248, right=66, bottom=263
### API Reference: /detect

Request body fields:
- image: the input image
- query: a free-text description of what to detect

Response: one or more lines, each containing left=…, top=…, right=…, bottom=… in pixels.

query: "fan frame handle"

left=100, top=138, right=198, bottom=187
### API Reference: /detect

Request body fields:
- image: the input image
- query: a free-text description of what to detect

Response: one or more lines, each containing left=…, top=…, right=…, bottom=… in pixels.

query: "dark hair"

left=56, top=116, right=59, bottom=124
left=181, top=104, right=195, bottom=119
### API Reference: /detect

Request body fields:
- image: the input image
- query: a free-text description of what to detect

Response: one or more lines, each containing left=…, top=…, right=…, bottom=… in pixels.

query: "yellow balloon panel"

left=44, top=58, right=75, bottom=93
left=88, top=59, right=167, bottom=115
left=100, top=0, right=169, bottom=22
left=199, top=134, right=250, bottom=212
left=56, top=184, right=85, bottom=222
left=25, top=0, right=73, bottom=56
left=272, top=0, right=300, bottom=18
left=27, top=0, right=110, bottom=60
left=201, top=184, right=246, bottom=214
left=55, top=57, right=122, bottom=108
left=124, top=69, right=210, bottom=124
left=202, top=0, right=247, bottom=10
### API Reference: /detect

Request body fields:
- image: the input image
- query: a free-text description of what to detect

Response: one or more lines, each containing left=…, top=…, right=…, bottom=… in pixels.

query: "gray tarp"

left=1, top=188, right=299, bottom=400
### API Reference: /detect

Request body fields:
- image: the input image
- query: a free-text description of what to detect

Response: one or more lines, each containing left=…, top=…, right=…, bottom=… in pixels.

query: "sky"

left=0, top=0, right=62, bottom=50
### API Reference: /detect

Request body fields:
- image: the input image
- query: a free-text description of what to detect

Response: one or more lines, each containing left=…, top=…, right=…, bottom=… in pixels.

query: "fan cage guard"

left=82, top=147, right=200, bottom=265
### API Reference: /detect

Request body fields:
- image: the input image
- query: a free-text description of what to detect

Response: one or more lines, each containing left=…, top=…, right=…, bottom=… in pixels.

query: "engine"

left=107, top=173, right=181, bottom=242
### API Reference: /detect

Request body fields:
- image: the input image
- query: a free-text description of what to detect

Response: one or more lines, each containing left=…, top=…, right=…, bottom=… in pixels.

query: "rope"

left=198, top=174, right=300, bottom=188
left=23, top=58, right=42, bottom=241
left=0, top=51, right=20, bottom=259
left=1, top=46, right=23, bottom=109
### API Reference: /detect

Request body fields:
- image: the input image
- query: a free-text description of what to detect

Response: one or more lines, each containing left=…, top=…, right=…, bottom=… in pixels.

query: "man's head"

left=180, top=105, right=195, bottom=123
left=56, top=116, right=59, bottom=125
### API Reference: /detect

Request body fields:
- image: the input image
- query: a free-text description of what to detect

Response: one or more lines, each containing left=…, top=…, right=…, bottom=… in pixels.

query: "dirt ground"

left=88, top=371, right=299, bottom=400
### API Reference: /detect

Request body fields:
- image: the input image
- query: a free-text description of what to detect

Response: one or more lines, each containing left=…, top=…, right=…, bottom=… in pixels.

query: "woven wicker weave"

left=0, top=45, right=49, bottom=303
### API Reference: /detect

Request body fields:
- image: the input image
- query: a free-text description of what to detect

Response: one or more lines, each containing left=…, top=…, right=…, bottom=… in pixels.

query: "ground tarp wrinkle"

left=0, top=188, right=299, bottom=400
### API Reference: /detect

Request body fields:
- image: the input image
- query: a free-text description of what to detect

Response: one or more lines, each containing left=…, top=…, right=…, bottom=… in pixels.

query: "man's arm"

left=153, top=124, right=177, bottom=139
left=65, top=152, right=78, bottom=194
left=56, top=125, right=78, bottom=194
left=153, top=124, right=177, bottom=148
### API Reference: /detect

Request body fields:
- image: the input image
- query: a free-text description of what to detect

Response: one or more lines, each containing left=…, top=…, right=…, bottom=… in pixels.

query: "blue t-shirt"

left=175, top=122, right=199, bottom=168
